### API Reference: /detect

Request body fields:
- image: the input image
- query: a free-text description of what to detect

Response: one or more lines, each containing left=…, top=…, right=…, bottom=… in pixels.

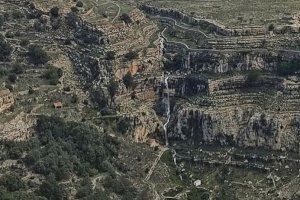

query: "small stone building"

left=0, top=89, right=14, bottom=113
left=53, top=101, right=62, bottom=109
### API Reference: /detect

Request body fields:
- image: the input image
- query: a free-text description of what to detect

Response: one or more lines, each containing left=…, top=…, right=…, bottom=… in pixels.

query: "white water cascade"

left=163, top=76, right=170, bottom=146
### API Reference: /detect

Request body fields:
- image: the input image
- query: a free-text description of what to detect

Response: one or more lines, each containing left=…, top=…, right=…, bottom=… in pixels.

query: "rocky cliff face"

left=169, top=105, right=299, bottom=152
left=188, top=50, right=277, bottom=73
left=167, top=75, right=300, bottom=152
left=0, top=90, right=14, bottom=113
left=165, top=46, right=278, bottom=73
left=154, top=29, right=300, bottom=153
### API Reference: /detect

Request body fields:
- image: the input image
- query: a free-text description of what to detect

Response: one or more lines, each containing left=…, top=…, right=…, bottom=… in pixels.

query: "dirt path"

left=30, top=104, right=44, bottom=115
left=83, top=8, right=94, bottom=17
left=144, top=147, right=168, bottom=182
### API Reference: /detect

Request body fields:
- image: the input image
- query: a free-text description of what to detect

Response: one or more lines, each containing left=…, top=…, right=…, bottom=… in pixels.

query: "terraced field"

left=140, top=0, right=300, bottom=27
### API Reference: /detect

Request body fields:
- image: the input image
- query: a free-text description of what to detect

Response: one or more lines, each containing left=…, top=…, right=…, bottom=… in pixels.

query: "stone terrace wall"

left=164, top=41, right=300, bottom=73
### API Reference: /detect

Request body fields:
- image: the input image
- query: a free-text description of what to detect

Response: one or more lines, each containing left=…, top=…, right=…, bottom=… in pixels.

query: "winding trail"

left=111, top=1, right=120, bottom=22
left=151, top=15, right=211, bottom=39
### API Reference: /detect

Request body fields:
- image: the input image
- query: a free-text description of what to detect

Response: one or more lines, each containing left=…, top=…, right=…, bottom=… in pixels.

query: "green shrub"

left=71, top=6, right=79, bottom=13
left=43, top=65, right=63, bottom=85
left=124, top=51, right=138, bottom=60
left=0, top=67, right=7, bottom=77
left=65, top=12, right=79, bottom=28
left=268, top=23, right=275, bottom=31
left=76, top=178, right=92, bottom=198
left=5, top=84, right=13, bottom=91
left=164, top=52, right=185, bottom=71
left=120, top=13, right=132, bottom=24
left=0, top=38, right=12, bottom=61
left=27, top=45, right=49, bottom=65
left=11, top=63, right=24, bottom=74
left=38, top=175, right=65, bottom=200
left=28, top=87, right=35, bottom=94
left=0, top=189, right=39, bottom=200
left=117, top=118, right=131, bottom=134
left=0, top=174, right=25, bottom=192
left=11, top=10, right=24, bottom=19
left=8, top=73, right=17, bottom=83
left=277, top=59, right=299, bottom=76
left=106, top=51, right=116, bottom=60
left=76, top=1, right=84, bottom=7
left=122, top=72, right=133, bottom=89
left=0, top=15, right=4, bottom=28
left=246, top=70, right=262, bottom=83
left=103, top=176, right=137, bottom=198
left=108, top=79, right=118, bottom=99
left=161, top=150, right=174, bottom=166
left=20, top=39, right=30, bottom=47
left=154, top=98, right=166, bottom=116
left=188, top=188, right=210, bottom=200
left=84, top=189, right=109, bottom=200
left=216, top=184, right=238, bottom=200
left=64, top=38, right=72, bottom=45
left=50, top=7, right=60, bottom=17
left=71, top=94, right=78, bottom=104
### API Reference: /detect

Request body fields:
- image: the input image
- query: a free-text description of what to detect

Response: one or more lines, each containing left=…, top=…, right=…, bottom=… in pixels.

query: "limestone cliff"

left=170, top=106, right=299, bottom=151
left=167, top=76, right=300, bottom=152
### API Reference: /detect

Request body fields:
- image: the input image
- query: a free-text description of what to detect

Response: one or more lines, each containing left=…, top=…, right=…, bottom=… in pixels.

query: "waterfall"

left=163, top=76, right=170, bottom=146
left=163, top=76, right=182, bottom=180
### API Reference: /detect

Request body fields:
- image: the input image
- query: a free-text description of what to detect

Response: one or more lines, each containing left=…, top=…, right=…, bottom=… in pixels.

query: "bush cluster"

left=43, top=65, right=63, bottom=85
left=27, top=45, right=49, bottom=65
left=0, top=37, right=12, bottom=61
left=164, top=52, right=185, bottom=71
left=277, top=59, right=299, bottom=76
left=120, top=13, right=132, bottom=24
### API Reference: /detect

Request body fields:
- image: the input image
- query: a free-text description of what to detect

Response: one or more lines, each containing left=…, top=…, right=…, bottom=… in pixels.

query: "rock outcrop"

left=0, top=90, right=14, bottom=113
